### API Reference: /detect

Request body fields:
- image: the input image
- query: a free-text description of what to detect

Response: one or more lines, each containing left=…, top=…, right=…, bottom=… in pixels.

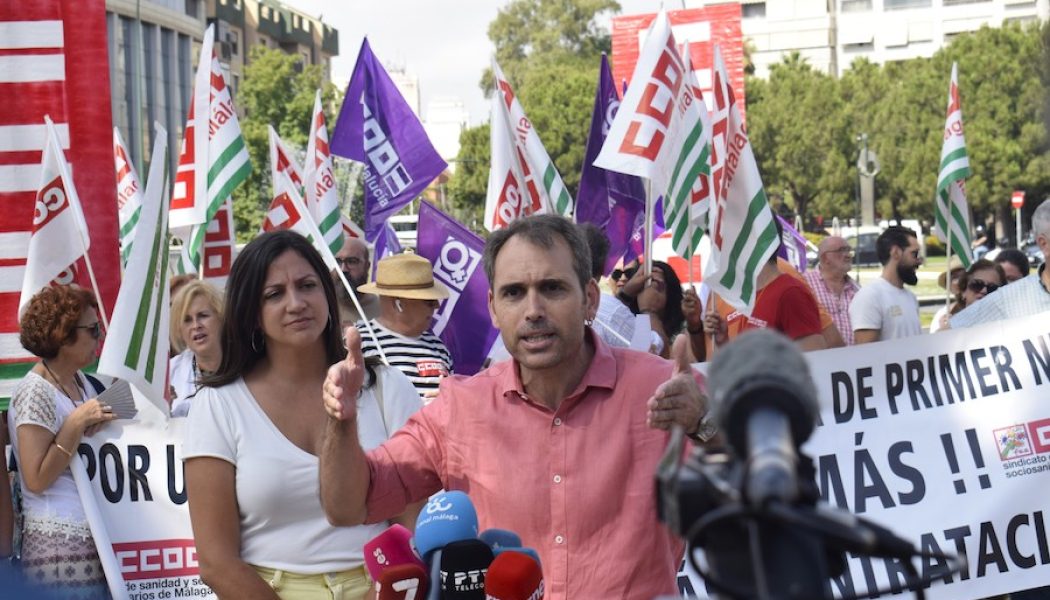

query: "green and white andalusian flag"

left=594, top=15, right=711, bottom=262
left=98, top=125, right=171, bottom=412
left=484, top=59, right=572, bottom=230
left=704, top=44, right=778, bottom=314
left=934, top=62, right=973, bottom=268
left=113, top=127, right=143, bottom=267
left=169, top=24, right=250, bottom=274
left=304, top=90, right=344, bottom=254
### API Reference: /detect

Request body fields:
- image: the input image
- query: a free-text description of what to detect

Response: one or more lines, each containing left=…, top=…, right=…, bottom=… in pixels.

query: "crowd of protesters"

left=0, top=199, right=1047, bottom=599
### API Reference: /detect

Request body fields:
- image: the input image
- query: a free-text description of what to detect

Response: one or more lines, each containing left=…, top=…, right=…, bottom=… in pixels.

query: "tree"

left=746, top=53, right=851, bottom=223
left=446, top=123, right=489, bottom=232
left=446, top=0, right=619, bottom=220
left=232, top=46, right=340, bottom=240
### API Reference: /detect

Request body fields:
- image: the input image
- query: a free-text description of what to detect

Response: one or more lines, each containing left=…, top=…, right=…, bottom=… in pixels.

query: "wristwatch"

left=687, top=411, right=718, bottom=443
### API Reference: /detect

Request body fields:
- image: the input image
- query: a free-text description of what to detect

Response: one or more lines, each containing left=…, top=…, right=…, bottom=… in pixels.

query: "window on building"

left=742, top=2, right=766, bottom=18
left=843, top=41, right=875, bottom=52
left=226, top=30, right=239, bottom=57
left=841, top=0, right=872, bottom=11
left=884, top=0, right=930, bottom=9
left=184, top=0, right=198, bottom=18
left=942, top=0, right=990, bottom=5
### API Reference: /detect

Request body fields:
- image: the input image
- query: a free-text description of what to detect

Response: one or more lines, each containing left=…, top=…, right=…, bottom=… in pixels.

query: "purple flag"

left=624, top=197, right=666, bottom=264
left=370, top=221, right=403, bottom=280
left=416, top=202, right=499, bottom=375
left=776, top=214, right=809, bottom=273
left=331, top=38, right=447, bottom=241
left=576, top=54, right=646, bottom=275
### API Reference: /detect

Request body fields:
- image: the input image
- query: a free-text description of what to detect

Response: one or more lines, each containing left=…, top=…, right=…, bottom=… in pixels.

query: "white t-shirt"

left=182, top=365, right=422, bottom=573
left=849, top=276, right=921, bottom=341
left=169, top=350, right=196, bottom=417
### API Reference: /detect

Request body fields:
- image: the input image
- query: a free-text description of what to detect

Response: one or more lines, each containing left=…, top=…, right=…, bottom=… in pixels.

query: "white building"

left=689, top=0, right=1049, bottom=77
left=387, top=66, right=421, bottom=117
left=424, top=98, right=469, bottom=174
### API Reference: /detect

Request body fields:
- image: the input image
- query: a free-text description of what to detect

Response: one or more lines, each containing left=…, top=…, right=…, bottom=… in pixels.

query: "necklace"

left=41, top=360, right=83, bottom=405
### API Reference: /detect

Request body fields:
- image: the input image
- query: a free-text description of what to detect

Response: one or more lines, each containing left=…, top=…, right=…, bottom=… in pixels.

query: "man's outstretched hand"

left=324, top=326, right=367, bottom=421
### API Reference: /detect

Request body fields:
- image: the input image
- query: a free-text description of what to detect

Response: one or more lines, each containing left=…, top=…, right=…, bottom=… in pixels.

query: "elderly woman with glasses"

left=8, top=285, right=117, bottom=598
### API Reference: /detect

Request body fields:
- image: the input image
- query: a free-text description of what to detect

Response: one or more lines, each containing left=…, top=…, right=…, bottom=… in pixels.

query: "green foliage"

left=746, top=23, right=1050, bottom=235
left=447, top=0, right=619, bottom=220
left=232, top=46, right=341, bottom=241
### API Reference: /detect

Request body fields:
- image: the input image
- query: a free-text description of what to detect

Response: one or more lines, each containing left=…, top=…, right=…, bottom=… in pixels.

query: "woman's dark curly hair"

left=20, top=286, right=98, bottom=359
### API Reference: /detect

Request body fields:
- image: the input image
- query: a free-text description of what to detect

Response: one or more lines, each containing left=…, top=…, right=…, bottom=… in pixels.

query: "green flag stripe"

left=208, top=162, right=251, bottom=219
left=144, top=233, right=170, bottom=383
left=667, top=122, right=704, bottom=194
left=669, top=146, right=710, bottom=215
left=319, top=210, right=341, bottom=233
left=738, top=217, right=779, bottom=302
left=720, top=188, right=774, bottom=291
left=938, top=146, right=969, bottom=172
left=207, top=137, right=249, bottom=185
left=124, top=200, right=166, bottom=369
left=120, top=206, right=142, bottom=238
left=936, top=167, right=971, bottom=194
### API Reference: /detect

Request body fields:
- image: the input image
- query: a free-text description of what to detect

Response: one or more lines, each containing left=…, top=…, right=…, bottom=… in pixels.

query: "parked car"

left=847, top=231, right=880, bottom=266
left=1023, top=233, right=1045, bottom=269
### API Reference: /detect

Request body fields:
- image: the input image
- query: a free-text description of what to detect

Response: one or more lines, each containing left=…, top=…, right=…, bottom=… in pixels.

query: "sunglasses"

left=967, top=279, right=1000, bottom=295
left=76, top=322, right=103, bottom=340
left=610, top=267, right=638, bottom=281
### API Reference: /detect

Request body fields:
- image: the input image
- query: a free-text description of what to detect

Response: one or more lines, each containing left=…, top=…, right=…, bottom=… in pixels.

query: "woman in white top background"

left=8, top=285, right=116, bottom=598
left=168, top=280, right=223, bottom=417
left=183, top=230, right=422, bottom=600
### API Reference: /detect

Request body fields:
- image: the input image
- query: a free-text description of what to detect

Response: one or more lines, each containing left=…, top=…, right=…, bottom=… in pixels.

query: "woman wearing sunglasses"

left=7, top=285, right=117, bottom=598
left=950, top=259, right=1006, bottom=319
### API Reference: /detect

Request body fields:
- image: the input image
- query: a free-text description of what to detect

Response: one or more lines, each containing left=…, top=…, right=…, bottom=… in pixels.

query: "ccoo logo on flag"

left=34, top=176, right=69, bottom=231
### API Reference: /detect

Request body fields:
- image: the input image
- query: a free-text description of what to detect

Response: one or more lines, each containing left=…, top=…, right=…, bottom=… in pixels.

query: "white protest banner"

left=74, top=419, right=216, bottom=599
left=680, top=312, right=1050, bottom=599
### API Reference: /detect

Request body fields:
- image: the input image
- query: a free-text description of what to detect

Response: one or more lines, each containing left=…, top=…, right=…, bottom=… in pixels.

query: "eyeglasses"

left=335, top=256, right=363, bottom=267
left=967, top=279, right=1000, bottom=295
left=76, top=322, right=103, bottom=340
left=823, top=246, right=853, bottom=256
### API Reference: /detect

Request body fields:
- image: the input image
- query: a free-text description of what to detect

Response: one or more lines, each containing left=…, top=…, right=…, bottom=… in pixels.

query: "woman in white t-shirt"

left=9, top=285, right=117, bottom=598
left=183, top=230, right=423, bottom=600
left=168, top=280, right=224, bottom=417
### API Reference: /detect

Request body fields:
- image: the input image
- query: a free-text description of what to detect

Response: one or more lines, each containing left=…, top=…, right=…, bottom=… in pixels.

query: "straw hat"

left=937, top=255, right=965, bottom=289
left=358, top=252, right=449, bottom=300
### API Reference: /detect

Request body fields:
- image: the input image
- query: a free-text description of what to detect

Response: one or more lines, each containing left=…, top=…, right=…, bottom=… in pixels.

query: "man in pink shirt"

left=320, top=215, right=712, bottom=599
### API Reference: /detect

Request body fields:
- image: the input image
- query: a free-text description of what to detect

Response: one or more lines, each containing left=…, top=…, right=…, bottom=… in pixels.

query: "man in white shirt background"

left=850, top=225, right=924, bottom=344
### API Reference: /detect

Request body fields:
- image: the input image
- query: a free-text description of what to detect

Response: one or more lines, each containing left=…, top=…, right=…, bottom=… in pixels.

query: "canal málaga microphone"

left=414, top=490, right=480, bottom=560
left=707, top=329, right=820, bottom=507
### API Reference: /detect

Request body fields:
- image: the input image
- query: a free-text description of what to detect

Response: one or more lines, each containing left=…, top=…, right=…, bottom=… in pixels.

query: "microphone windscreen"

left=376, top=563, right=429, bottom=600
left=485, top=550, right=544, bottom=600
left=364, top=524, right=424, bottom=580
left=707, top=329, right=819, bottom=453
left=439, top=539, right=494, bottom=599
left=415, top=490, right=479, bottom=558
left=479, top=528, right=522, bottom=551
left=492, top=546, right=541, bottom=569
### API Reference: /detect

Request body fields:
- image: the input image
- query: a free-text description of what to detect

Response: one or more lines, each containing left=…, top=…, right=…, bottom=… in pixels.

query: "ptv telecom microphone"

left=415, top=490, right=479, bottom=560
left=707, top=329, right=819, bottom=507
left=484, top=550, right=544, bottom=600
left=440, top=539, right=494, bottom=599
left=376, top=563, right=429, bottom=600
left=364, top=524, right=426, bottom=581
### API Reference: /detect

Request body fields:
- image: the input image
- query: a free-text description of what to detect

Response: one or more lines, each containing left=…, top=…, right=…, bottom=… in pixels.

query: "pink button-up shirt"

left=364, top=333, right=686, bottom=599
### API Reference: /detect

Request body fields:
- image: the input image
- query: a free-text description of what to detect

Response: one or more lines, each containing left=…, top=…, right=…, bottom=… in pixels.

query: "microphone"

left=364, top=524, right=426, bottom=581
left=478, top=528, right=521, bottom=552
left=492, top=546, right=541, bottom=568
left=707, top=329, right=819, bottom=506
left=376, top=563, right=429, bottom=600
left=415, top=490, right=479, bottom=559
left=484, top=550, right=544, bottom=600
left=439, top=539, right=494, bottom=599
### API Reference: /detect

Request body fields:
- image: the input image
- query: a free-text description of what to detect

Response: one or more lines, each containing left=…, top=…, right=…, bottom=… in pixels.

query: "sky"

left=283, top=0, right=659, bottom=126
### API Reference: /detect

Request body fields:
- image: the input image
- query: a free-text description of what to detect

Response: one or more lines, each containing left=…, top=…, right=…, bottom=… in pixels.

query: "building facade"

left=691, top=0, right=1049, bottom=77
left=105, top=0, right=338, bottom=173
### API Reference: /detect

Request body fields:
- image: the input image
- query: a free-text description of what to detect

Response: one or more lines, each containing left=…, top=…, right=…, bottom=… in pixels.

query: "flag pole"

left=333, top=267, right=389, bottom=366
left=944, top=194, right=954, bottom=308
left=643, top=181, right=654, bottom=278
left=82, top=252, right=111, bottom=333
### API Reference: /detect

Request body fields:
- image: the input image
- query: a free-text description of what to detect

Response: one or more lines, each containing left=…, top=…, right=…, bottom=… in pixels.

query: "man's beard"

left=897, top=263, right=918, bottom=286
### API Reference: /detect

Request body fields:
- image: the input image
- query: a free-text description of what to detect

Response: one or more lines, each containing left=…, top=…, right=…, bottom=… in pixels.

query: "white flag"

left=262, top=171, right=339, bottom=273
left=113, top=127, right=144, bottom=267
left=484, top=59, right=572, bottom=230
left=20, top=116, right=91, bottom=315
left=98, top=125, right=171, bottom=413
left=304, top=91, right=344, bottom=255
left=934, top=62, right=973, bottom=268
